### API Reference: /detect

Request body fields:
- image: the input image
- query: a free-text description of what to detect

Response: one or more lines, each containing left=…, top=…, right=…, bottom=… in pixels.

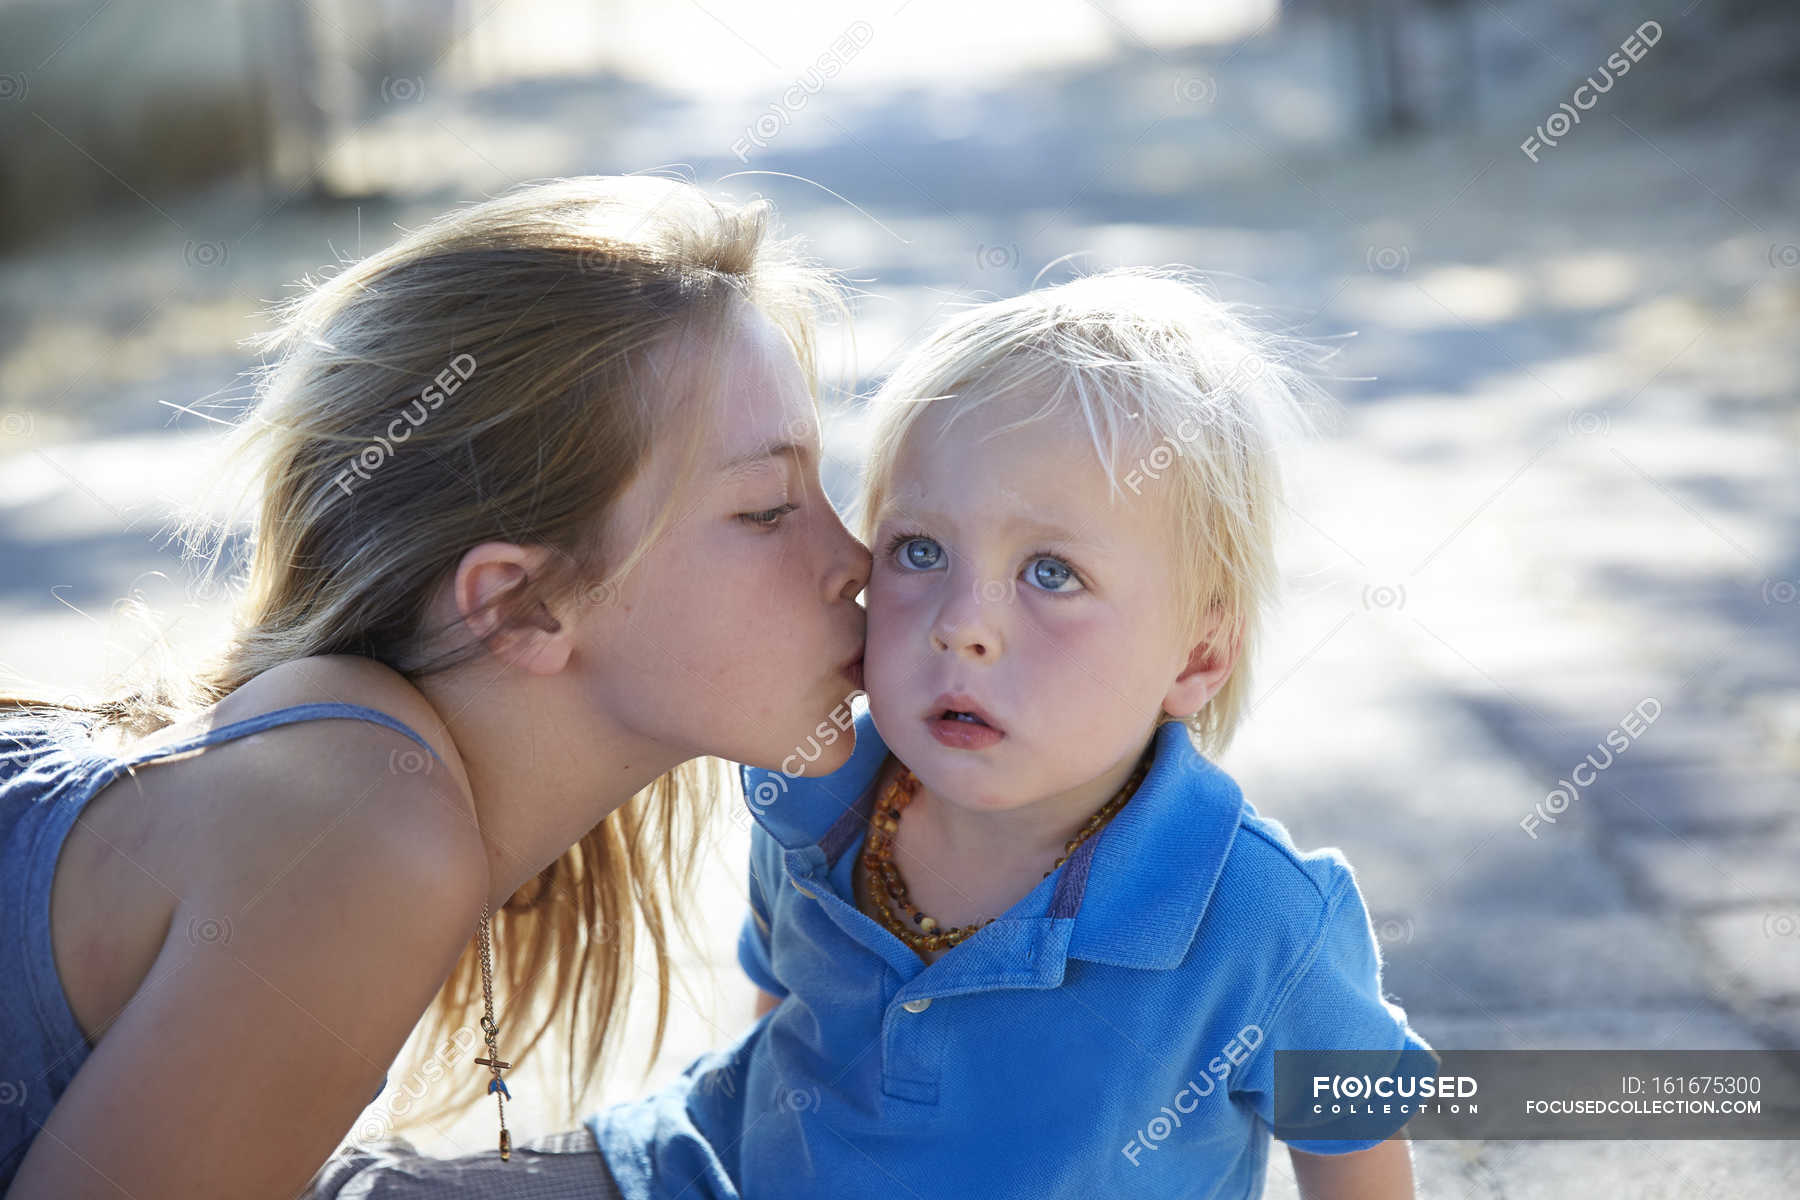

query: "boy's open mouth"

left=925, top=694, right=1005, bottom=746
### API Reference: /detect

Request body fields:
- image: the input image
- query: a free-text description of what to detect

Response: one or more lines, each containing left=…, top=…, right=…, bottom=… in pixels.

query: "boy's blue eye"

left=892, top=535, right=943, bottom=570
left=1027, top=556, right=1081, bottom=593
left=883, top=530, right=1086, bottom=594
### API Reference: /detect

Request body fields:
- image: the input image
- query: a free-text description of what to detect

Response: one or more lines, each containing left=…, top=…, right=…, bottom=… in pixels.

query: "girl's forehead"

left=701, top=314, right=818, bottom=445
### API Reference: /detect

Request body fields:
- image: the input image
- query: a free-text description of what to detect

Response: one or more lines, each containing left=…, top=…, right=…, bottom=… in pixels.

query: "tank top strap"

left=0, top=712, right=85, bottom=788
left=113, top=702, right=447, bottom=771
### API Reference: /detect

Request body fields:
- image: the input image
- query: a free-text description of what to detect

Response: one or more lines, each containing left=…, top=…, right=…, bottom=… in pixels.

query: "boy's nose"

left=930, top=627, right=990, bottom=658
left=928, top=567, right=1007, bottom=658
left=929, top=609, right=997, bottom=659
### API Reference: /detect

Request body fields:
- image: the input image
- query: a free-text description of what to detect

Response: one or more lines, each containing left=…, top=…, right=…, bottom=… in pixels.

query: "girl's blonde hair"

left=1, top=175, right=843, bottom=1130
left=855, top=268, right=1334, bottom=759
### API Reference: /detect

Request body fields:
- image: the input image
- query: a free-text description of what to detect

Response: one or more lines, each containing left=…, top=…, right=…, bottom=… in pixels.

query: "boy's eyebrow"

left=884, top=506, right=1106, bottom=549
left=720, top=438, right=814, bottom=477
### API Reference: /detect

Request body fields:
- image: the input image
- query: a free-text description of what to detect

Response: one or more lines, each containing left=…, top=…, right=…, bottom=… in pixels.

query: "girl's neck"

left=415, top=662, right=692, bottom=911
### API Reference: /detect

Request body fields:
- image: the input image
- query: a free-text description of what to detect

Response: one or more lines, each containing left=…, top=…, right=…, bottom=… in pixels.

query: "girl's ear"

left=1161, top=605, right=1241, bottom=720
left=452, top=542, right=575, bottom=676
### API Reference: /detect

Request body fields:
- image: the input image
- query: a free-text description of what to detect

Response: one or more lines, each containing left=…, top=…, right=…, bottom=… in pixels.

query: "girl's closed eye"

left=881, top=530, right=1086, bottom=594
left=740, top=501, right=799, bottom=529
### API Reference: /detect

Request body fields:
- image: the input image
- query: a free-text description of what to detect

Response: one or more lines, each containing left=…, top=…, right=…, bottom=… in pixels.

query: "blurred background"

left=2, top=0, right=1796, bottom=1193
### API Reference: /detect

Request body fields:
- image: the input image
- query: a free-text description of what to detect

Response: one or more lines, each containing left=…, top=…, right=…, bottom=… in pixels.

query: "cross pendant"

left=475, top=1056, right=511, bottom=1071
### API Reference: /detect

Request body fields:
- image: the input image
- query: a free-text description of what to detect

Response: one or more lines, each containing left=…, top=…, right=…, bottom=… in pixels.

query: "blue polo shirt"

left=587, top=709, right=1435, bottom=1199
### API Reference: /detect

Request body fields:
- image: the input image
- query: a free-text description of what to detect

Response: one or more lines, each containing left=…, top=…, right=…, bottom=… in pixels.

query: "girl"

left=0, top=175, right=870, bottom=1198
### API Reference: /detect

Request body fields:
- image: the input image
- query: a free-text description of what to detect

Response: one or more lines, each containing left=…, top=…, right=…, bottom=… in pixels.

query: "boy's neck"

left=896, top=736, right=1155, bottom=884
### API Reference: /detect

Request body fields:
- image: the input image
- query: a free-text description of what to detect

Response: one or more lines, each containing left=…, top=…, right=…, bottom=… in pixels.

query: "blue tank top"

left=0, top=701, right=447, bottom=1186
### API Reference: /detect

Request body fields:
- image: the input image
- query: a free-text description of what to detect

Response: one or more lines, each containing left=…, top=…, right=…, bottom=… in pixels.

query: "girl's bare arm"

left=9, top=747, right=487, bottom=1199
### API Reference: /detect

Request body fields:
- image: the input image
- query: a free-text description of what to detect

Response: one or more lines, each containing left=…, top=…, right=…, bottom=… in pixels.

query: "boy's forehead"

left=881, top=448, right=1168, bottom=555
left=892, top=393, right=1137, bottom=485
left=884, top=495, right=1105, bottom=546
left=878, top=390, right=1186, bottom=541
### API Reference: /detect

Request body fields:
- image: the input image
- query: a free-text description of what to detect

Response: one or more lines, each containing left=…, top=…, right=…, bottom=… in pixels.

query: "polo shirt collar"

left=740, top=710, right=891, bottom=854
left=1063, top=719, right=1245, bottom=969
left=741, top=709, right=1244, bottom=973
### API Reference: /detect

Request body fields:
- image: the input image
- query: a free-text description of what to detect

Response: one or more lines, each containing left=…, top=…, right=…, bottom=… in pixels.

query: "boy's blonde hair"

left=856, top=268, right=1333, bottom=759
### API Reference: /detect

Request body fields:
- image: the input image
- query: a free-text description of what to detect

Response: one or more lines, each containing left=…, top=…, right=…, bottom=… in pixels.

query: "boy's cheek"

left=864, top=589, right=931, bottom=653
left=862, top=576, right=911, bottom=632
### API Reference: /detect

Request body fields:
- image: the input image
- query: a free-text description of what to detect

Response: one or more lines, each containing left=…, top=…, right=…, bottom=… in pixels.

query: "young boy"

left=590, top=269, right=1436, bottom=1198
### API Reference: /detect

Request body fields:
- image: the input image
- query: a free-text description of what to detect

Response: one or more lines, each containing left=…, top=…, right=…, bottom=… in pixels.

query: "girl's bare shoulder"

left=128, top=653, right=480, bottom=884
left=128, top=654, right=471, bottom=805
left=53, top=655, right=483, bottom=1044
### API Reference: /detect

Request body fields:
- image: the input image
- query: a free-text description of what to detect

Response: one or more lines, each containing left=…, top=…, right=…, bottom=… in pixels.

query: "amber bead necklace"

left=858, top=745, right=1155, bottom=955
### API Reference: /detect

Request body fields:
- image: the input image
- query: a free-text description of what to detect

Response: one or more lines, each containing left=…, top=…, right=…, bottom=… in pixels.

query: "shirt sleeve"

left=1229, top=857, right=1438, bottom=1154
left=734, top=766, right=788, bottom=999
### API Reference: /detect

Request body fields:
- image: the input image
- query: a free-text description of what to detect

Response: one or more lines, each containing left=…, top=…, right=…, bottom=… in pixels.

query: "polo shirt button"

left=789, top=878, right=816, bottom=899
left=901, top=997, right=932, bottom=1013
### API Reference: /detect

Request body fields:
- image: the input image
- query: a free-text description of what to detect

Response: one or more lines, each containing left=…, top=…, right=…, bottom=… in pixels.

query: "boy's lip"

left=926, top=692, right=1003, bottom=732
left=839, top=652, right=864, bottom=689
